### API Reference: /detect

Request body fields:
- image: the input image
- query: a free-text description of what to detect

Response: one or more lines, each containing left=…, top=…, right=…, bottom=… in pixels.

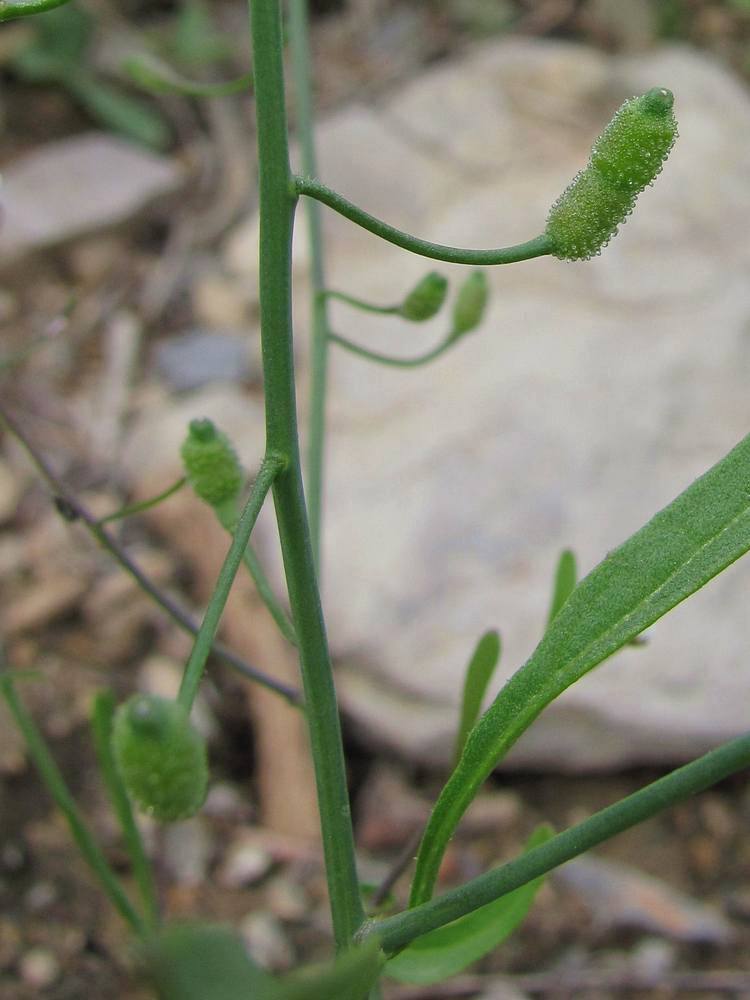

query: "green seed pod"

left=452, top=271, right=488, bottom=336
left=546, top=87, right=677, bottom=261
left=399, top=271, right=448, bottom=322
left=112, top=694, right=208, bottom=822
left=180, top=418, right=243, bottom=509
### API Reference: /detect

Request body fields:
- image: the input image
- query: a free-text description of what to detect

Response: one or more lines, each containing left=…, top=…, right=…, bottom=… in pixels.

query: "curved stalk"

left=328, top=329, right=460, bottom=368
left=295, top=176, right=553, bottom=265
left=0, top=401, right=301, bottom=705
left=0, top=672, right=145, bottom=935
left=178, top=453, right=284, bottom=712
left=289, top=0, right=330, bottom=568
left=369, top=729, right=750, bottom=954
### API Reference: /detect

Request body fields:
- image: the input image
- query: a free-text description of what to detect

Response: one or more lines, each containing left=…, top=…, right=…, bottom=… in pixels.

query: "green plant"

left=6, top=1, right=172, bottom=149
left=2, top=0, right=750, bottom=997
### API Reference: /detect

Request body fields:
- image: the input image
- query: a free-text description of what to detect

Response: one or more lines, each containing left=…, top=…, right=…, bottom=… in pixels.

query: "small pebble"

left=239, top=912, right=294, bottom=972
left=154, top=329, right=252, bottom=391
left=19, top=947, right=60, bottom=989
left=219, top=836, right=273, bottom=889
left=202, top=782, right=247, bottom=819
left=24, top=880, right=58, bottom=913
left=265, top=876, right=309, bottom=921
left=163, top=818, right=214, bottom=887
left=0, top=841, right=26, bottom=872
left=630, top=937, right=676, bottom=979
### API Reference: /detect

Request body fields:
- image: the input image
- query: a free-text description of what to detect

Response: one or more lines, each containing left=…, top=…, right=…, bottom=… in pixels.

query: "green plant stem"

left=0, top=0, right=70, bottom=21
left=288, top=0, right=329, bottom=568
left=96, top=478, right=186, bottom=525
left=328, top=329, right=460, bottom=368
left=295, top=176, right=553, bottom=265
left=214, top=505, right=298, bottom=646
left=249, top=0, right=365, bottom=949
left=0, top=401, right=301, bottom=705
left=242, top=547, right=298, bottom=645
left=324, top=289, right=399, bottom=316
left=178, top=453, right=284, bottom=712
left=368, top=730, right=750, bottom=954
left=0, top=671, right=145, bottom=935
left=91, top=691, right=159, bottom=930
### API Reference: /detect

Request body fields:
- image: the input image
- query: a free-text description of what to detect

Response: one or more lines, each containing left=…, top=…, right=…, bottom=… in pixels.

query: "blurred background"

left=3, top=1, right=750, bottom=997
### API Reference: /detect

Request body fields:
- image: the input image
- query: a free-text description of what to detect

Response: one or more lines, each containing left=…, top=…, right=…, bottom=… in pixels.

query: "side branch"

left=178, top=452, right=286, bottom=711
left=295, top=176, right=553, bottom=265
left=0, top=402, right=301, bottom=706
left=368, top=730, right=750, bottom=954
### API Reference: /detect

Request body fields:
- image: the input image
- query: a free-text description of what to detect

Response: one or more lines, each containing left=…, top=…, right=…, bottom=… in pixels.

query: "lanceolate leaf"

left=455, top=630, right=501, bottom=763
left=144, top=924, right=384, bottom=1000
left=386, top=824, right=552, bottom=985
left=546, top=549, right=577, bottom=626
left=410, top=432, right=750, bottom=906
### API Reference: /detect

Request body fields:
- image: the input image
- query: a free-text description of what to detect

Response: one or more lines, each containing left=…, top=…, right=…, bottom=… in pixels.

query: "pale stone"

left=554, top=856, right=735, bottom=943
left=0, top=133, right=183, bottom=264
left=303, top=41, right=750, bottom=770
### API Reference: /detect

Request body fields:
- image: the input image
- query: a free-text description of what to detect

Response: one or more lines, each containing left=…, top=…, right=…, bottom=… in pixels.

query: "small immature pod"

left=545, top=87, right=677, bottom=261
left=452, top=271, right=489, bottom=337
left=112, top=694, right=208, bottom=822
left=399, top=271, right=448, bottom=322
left=180, top=418, right=243, bottom=508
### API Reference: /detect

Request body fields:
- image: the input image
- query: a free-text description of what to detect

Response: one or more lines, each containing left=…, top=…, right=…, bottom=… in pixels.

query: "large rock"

left=306, top=41, right=750, bottom=770
left=126, top=41, right=750, bottom=772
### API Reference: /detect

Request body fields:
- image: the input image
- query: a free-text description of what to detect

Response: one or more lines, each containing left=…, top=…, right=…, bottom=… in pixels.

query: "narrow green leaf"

left=455, top=630, right=501, bottom=763
left=171, top=0, right=232, bottom=67
left=387, top=824, right=552, bottom=985
left=0, top=0, right=73, bottom=23
left=143, top=923, right=278, bottom=1000
left=124, top=54, right=253, bottom=98
left=411, top=431, right=750, bottom=906
left=546, top=548, right=577, bottom=625
left=270, top=937, right=385, bottom=1000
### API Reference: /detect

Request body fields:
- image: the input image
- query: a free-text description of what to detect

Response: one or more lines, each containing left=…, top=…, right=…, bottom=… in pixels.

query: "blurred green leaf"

left=455, top=630, right=501, bottom=763
left=10, top=0, right=171, bottom=150
left=171, top=0, right=232, bottom=67
left=144, top=923, right=278, bottom=1000
left=144, top=923, right=385, bottom=1000
left=387, top=824, right=553, bottom=985
left=10, top=1, right=90, bottom=79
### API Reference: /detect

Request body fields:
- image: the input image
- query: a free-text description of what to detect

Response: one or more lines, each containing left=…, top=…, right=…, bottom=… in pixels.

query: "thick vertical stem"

left=248, top=0, right=365, bottom=949
left=288, top=0, right=329, bottom=567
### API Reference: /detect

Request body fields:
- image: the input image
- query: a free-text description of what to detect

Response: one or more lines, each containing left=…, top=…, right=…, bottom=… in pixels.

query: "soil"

left=2, top=2, right=750, bottom=998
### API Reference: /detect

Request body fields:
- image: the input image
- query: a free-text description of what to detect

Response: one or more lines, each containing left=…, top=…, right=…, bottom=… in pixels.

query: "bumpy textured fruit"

left=545, top=87, right=677, bottom=261
left=399, top=271, right=448, bottom=321
left=180, top=418, right=243, bottom=508
left=112, top=694, right=208, bottom=822
left=452, top=271, right=488, bottom=336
